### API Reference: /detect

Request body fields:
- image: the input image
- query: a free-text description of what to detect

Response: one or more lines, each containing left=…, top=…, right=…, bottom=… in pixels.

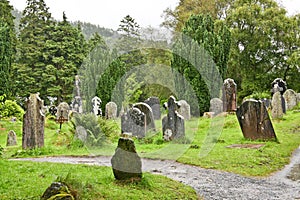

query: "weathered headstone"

left=111, top=137, right=142, bottom=180
left=271, top=91, right=284, bottom=119
left=57, top=102, right=70, bottom=121
left=121, top=107, right=145, bottom=138
left=6, top=130, right=17, bottom=146
left=271, top=78, right=287, bottom=96
left=105, top=102, right=118, bottom=119
left=91, top=96, right=102, bottom=116
left=162, top=96, right=185, bottom=141
left=236, top=100, right=277, bottom=140
left=75, top=126, right=87, bottom=143
left=41, top=182, right=75, bottom=200
left=71, top=75, right=83, bottom=113
left=144, top=97, right=161, bottom=120
left=283, top=89, right=298, bottom=110
left=178, top=100, right=191, bottom=120
left=209, top=98, right=223, bottom=116
left=133, top=102, right=156, bottom=132
left=222, top=78, right=237, bottom=112
left=22, top=93, right=45, bottom=149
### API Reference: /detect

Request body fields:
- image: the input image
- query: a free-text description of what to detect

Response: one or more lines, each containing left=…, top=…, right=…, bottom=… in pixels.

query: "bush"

left=0, top=99, right=25, bottom=121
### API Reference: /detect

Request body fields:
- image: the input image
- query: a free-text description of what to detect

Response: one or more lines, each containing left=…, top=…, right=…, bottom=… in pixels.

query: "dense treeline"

left=0, top=0, right=299, bottom=116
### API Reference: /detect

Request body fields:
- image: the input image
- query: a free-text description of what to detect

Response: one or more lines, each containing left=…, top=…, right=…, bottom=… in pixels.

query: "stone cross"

left=91, top=96, right=102, bottom=116
left=71, top=75, right=83, bottom=113
left=236, top=100, right=277, bottom=140
left=162, top=96, right=185, bottom=141
left=22, top=93, right=45, bottom=149
left=222, top=78, right=237, bottom=112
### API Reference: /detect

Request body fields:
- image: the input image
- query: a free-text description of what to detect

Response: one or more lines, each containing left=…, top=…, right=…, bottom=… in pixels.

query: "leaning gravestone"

left=144, top=97, right=161, bottom=120
left=22, top=93, right=45, bottom=149
left=178, top=100, right=191, bottom=120
left=111, top=137, right=142, bottom=180
left=209, top=98, right=223, bottom=116
left=133, top=102, right=156, bottom=132
left=272, top=91, right=284, bottom=119
left=6, top=130, right=17, bottom=146
left=222, top=78, right=237, bottom=112
left=121, top=107, right=145, bottom=138
left=283, top=89, right=298, bottom=110
left=236, top=100, right=277, bottom=140
left=105, top=102, right=118, bottom=119
left=162, top=96, right=185, bottom=141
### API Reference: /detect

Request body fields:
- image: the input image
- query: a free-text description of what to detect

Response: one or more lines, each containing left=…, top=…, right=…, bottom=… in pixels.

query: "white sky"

left=8, top=0, right=300, bottom=30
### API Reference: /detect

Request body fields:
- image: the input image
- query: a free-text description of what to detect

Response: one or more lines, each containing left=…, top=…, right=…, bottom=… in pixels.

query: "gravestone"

left=178, top=100, right=191, bottom=120
left=111, top=137, right=142, bottom=180
left=121, top=107, right=145, bottom=138
left=57, top=102, right=70, bottom=121
left=6, top=130, right=17, bottom=146
left=162, top=96, right=185, bottom=141
left=22, top=93, right=45, bottom=149
left=41, top=182, right=75, bottom=200
left=133, top=102, right=156, bottom=132
left=75, top=126, right=87, bottom=143
left=297, top=93, right=300, bottom=104
left=48, top=105, right=57, bottom=116
left=271, top=78, right=287, bottom=96
left=236, top=100, right=277, bottom=140
left=209, top=98, right=223, bottom=116
left=222, top=78, right=237, bottom=112
left=71, top=75, right=83, bottom=113
left=283, top=89, right=298, bottom=110
left=144, top=97, right=161, bottom=120
left=91, top=96, right=102, bottom=116
left=105, top=102, right=118, bottom=119
left=271, top=91, right=284, bottom=119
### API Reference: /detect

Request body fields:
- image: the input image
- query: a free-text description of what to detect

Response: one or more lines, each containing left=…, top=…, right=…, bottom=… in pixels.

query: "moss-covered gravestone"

left=22, top=93, right=45, bottom=149
left=6, top=130, right=17, bottom=146
left=111, top=137, right=142, bottom=180
left=41, top=182, right=75, bottom=200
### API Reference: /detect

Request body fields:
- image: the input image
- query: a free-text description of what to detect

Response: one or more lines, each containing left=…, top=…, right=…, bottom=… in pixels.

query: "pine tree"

left=43, top=12, right=87, bottom=104
left=16, top=0, right=54, bottom=99
left=0, top=0, right=16, bottom=97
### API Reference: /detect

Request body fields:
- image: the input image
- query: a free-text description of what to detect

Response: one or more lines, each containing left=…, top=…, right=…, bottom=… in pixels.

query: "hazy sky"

left=8, top=0, right=300, bottom=30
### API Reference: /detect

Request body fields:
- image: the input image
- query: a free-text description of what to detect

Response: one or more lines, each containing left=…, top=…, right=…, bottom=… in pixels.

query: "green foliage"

left=172, top=14, right=231, bottom=115
left=97, top=117, right=120, bottom=142
left=0, top=0, right=16, bottom=98
left=0, top=145, right=3, bottom=156
left=0, top=98, right=24, bottom=120
left=244, top=92, right=271, bottom=101
left=226, top=0, right=300, bottom=100
left=12, top=147, right=54, bottom=158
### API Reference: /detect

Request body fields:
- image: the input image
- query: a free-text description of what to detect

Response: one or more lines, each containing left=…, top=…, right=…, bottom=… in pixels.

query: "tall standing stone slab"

left=162, top=96, right=185, bottom=141
left=272, top=91, right=284, bottom=119
left=6, top=130, right=17, bottom=146
left=209, top=98, right=223, bottom=116
left=22, top=93, right=45, bottom=149
left=105, top=102, right=118, bottom=119
left=144, top=97, right=161, bottom=120
left=71, top=75, right=83, bottom=113
left=133, top=102, right=156, bottom=132
left=222, top=78, right=237, bottom=112
left=178, top=100, right=191, bottom=120
left=236, top=100, right=276, bottom=140
left=111, top=137, right=142, bottom=180
left=121, top=107, right=146, bottom=138
left=283, top=89, right=298, bottom=110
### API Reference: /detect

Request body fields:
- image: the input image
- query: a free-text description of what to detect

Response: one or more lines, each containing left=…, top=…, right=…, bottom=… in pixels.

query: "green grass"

left=1, top=109, right=300, bottom=178
left=0, top=160, right=199, bottom=200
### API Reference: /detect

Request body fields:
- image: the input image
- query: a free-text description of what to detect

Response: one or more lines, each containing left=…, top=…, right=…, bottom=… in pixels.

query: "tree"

left=43, top=13, right=87, bottom=104
left=15, top=0, right=54, bottom=99
left=0, top=0, right=16, bottom=98
left=172, top=14, right=231, bottom=115
left=225, top=0, right=300, bottom=99
left=161, top=0, right=233, bottom=31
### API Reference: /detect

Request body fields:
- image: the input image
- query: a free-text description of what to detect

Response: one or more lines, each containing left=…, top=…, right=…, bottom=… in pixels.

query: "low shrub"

left=0, top=99, right=25, bottom=121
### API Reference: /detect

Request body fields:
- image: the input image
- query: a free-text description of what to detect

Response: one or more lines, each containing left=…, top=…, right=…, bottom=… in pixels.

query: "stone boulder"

left=111, top=138, right=142, bottom=180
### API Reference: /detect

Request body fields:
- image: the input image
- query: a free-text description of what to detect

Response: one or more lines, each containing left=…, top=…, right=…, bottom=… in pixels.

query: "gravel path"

left=11, top=147, right=300, bottom=200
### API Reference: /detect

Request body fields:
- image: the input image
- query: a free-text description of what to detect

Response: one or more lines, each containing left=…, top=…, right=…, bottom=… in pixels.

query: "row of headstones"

left=121, top=96, right=188, bottom=141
